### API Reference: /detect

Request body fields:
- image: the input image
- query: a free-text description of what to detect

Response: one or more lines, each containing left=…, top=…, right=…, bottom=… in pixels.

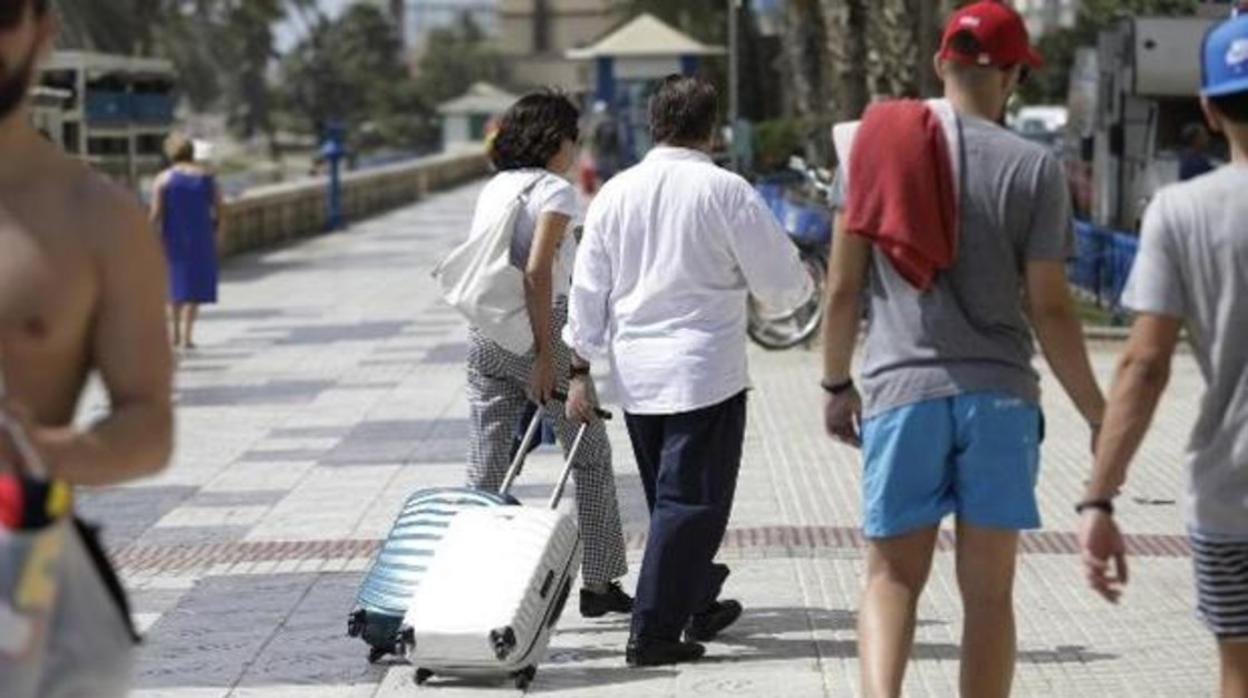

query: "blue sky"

left=275, top=0, right=354, bottom=52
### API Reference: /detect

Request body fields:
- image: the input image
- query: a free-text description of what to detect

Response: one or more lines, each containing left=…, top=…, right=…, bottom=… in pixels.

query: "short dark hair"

left=1210, top=90, right=1248, bottom=126
left=649, top=75, right=718, bottom=146
left=0, top=0, right=49, bottom=29
left=1181, top=122, right=1209, bottom=147
left=489, top=91, right=580, bottom=171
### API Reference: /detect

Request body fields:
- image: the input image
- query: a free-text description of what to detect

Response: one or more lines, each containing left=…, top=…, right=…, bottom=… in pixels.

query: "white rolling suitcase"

left=399, top=401, right=610, bottom=690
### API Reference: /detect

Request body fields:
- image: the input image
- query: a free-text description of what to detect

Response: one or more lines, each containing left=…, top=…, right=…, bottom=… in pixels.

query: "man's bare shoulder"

left=58, top=161, right=153, bottom=254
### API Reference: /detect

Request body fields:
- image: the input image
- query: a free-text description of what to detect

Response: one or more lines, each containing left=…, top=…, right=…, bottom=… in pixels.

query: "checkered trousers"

left=464, top=302, right=629, bottom=585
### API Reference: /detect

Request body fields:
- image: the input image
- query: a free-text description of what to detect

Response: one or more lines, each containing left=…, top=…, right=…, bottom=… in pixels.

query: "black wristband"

left=1075, top=499, right=1114, bottom=516
left=821, top=378, right=855, bottom=395
left=569, top=364, right=590, bottom=378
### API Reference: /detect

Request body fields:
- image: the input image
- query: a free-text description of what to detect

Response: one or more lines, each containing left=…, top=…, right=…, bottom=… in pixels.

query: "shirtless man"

left=0, top=0, right=173, bottom=485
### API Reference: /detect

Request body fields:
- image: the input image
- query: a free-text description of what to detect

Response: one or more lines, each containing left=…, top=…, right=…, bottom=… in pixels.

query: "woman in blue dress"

left=149, top=133, right=221, bottom=349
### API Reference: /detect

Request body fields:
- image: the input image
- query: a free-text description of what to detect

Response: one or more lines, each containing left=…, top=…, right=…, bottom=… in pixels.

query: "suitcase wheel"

left=414, top=668, right=434, bottom=686
left=367, top=646, right=389, bottom=664
left=489, top=626, right=518, bottom=660
left=347, top=609, right=366, bottom=638
left=513, top=665, right=536, bottom=690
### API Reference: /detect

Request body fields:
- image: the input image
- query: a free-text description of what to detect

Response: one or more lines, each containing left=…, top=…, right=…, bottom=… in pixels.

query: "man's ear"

left=1201, top=96, right=1224, bottom=135
left=932, top=54, right=947, bottom=84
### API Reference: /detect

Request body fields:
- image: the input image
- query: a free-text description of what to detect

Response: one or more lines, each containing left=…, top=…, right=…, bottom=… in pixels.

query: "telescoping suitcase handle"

left=497, top=391, right=612, bottom=511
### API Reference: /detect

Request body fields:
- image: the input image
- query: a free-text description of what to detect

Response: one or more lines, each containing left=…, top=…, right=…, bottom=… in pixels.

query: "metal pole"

left=728, top=0, right=741, bottom=173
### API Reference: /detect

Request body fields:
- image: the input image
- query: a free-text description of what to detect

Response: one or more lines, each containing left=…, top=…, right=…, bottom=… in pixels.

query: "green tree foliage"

left=280, top=4, right=434, bottom=151
left=415, top=14, right=506, bottom=105
left=1021, top=0, right=1200, bottom=104
left=55, top=0, right=315, bottom=148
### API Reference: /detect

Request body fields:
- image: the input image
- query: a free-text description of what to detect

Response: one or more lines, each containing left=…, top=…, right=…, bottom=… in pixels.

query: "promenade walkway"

left=77, top=182, right=1214, bottom=697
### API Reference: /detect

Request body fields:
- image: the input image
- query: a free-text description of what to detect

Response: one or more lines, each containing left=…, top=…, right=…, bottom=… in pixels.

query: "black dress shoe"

left=580, top=581, right=634, bottom=618
left=684, top=599, right=743, bottom=642
left=625, top=637, right=706, bottom=667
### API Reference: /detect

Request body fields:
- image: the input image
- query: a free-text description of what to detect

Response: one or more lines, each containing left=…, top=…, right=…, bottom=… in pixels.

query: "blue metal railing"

left=1069, top=220, right=1139, bottom=316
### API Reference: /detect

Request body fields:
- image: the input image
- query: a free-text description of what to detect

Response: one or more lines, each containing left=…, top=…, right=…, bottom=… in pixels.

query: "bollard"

left=320, top=122, right=346, bottom=231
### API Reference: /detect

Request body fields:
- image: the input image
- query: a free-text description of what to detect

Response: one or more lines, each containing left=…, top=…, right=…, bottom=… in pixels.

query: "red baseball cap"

left=940, top=1, right=1043, bottom=69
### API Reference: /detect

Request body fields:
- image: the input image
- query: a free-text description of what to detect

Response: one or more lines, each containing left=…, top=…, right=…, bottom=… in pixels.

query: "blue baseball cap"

left=1203, top=10, right=1248, bottom=97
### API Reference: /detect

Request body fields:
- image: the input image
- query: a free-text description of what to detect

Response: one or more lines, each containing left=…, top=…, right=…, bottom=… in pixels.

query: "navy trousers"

left=624, top=391, right=747, bottom=642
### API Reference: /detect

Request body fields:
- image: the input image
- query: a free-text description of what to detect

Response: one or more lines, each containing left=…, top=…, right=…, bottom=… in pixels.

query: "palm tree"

left=820, top=0, right=869, bottom=122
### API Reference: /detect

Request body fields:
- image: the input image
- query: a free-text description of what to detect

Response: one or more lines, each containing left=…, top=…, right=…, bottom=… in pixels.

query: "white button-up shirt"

left=564, top=146, right=813, bottom=415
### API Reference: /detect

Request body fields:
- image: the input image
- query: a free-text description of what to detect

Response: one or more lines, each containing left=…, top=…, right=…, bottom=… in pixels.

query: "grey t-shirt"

left=1121, top=165, right=1248, bottom=541
left=831, top=114, right=1073, bottom=418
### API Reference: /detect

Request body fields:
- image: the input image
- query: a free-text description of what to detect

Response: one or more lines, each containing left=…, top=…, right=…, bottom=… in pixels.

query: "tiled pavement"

left=72, top=183, right=1217, bottom=697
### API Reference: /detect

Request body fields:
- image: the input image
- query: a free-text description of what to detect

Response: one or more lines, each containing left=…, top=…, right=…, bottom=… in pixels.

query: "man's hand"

left=1078, top=509, right=1128, bottom=603
left=528, top=353, right=557, bottom=405
left=566, top=375, right=600, bottom=424
left=824, top=387, right=863, bottom=448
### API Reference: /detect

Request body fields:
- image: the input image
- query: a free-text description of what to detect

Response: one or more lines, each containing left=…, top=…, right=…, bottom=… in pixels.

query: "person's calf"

left=859, top=528, right=940, bottom=698
left=959, top=597, right=1016, bottom=698
left=1219, top=640, right=1248, bottom=698
left=954, top=523, right=1021, bottom=698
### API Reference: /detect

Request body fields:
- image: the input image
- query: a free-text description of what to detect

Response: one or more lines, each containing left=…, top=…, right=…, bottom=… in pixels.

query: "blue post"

left=320, top=122, right=346, bottom=231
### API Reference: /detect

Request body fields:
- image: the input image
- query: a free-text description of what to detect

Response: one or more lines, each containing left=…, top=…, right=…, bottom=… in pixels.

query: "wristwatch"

left=569, top=363, right=590, bottom=379
left=1075, top=499, right=1114, bottom=516
left=821, top=378, right=855, bottom=395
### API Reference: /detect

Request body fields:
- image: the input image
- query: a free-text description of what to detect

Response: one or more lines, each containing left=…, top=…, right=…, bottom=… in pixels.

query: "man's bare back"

left=0, top=127, right=173, bottom=486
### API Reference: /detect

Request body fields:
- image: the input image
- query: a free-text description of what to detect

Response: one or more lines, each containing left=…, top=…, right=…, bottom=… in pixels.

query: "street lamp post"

left=728, top=0, right=742, bottom=173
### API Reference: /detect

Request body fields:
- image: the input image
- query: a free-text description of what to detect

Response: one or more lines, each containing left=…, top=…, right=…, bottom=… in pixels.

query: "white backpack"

left=432, top=176, right=543, bottom=355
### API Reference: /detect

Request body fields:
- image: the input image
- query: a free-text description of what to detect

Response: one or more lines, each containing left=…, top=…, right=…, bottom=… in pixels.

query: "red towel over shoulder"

left=845, top=100, right=958, bottom=291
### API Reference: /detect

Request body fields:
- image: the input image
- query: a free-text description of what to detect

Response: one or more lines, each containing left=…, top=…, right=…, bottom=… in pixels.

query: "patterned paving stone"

left=78, top=484, right=198, bottom=546
left=268, top=426, right=355, bottom=439
left=177, top=380, right=336, bottom=407
left=238, top=449, right=333, bottom=463
left=198, top=309, right=293, bottom=322
left=234, top=573, right=387, bottom=688
left=136, top=574, right=324, bottom=689
left=136, top=525, right=253, bottom=547
left=317, top=418, right=472, bottom=466
left=422, top=342, right=470, bottom=364
left=272, top=322, right=410, bottom=346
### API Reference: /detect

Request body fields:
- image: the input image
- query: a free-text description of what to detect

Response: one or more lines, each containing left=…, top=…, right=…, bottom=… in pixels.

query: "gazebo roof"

left=567, top=13, right=725, bottom=60
left=437, top=82, right=519, bottom=116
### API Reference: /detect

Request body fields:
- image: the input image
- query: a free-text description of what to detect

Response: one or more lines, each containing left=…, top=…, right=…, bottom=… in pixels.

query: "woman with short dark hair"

left=150, top=132, right=222, bottom=350
left=464, top=92, right=632, bottom=617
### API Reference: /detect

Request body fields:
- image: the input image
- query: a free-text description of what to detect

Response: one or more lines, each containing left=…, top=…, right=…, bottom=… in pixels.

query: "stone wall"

left=218, top=150, right=489, bottom=257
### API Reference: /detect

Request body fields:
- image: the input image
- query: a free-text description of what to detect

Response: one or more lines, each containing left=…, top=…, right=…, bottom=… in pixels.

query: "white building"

left=437, top=82, right=518, bottom=149
left=1012, top=0, right=1078, bottom=37
left=37, top=51, right=177, bottom=186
